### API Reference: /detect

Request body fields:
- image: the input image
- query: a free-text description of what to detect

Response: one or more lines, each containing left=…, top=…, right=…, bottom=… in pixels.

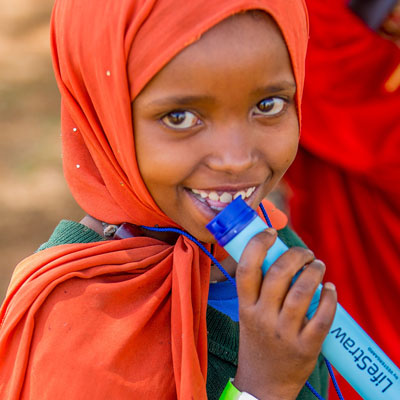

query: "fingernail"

left=265, top=228, right=277, bottom=235
left=324, top=282, right=336, bottom=291
left=307, top=249, right=315, bottom=258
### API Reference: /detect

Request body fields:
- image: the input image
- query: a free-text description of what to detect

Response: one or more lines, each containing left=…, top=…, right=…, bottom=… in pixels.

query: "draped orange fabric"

left=0, top=1, right=308, bottom=399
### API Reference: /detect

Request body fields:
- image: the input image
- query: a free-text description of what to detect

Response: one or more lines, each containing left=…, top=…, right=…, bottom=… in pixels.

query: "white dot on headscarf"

left=106, top=70, right=111, bottom=76
left=73, top=128, right=78, bottom=132
left=76, top=164, right=81, bottom=169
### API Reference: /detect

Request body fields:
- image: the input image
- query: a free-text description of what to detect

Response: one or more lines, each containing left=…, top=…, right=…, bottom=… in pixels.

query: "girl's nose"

left=204, top=127, right=257, bottom=174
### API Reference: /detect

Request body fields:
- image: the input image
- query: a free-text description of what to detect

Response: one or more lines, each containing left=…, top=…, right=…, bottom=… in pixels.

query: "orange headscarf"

left=0, top=1, right=308, bottom=399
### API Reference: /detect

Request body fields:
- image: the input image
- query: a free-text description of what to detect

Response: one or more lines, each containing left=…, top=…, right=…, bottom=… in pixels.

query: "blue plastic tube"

left=206, top=197, right=400, bottom=400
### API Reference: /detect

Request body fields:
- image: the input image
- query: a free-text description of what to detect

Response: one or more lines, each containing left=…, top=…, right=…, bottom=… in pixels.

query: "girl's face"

left=133, top=12, right=299, bottom=243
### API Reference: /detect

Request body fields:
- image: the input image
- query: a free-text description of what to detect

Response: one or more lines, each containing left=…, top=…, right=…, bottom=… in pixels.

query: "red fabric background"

left=286, top=0, right=400, bottom=398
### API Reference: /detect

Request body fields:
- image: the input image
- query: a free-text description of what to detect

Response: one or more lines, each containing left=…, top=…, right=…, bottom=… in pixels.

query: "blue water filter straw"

left=206, top=197, right=400, bottom=400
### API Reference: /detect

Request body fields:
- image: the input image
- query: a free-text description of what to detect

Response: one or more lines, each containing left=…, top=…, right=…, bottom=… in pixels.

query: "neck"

left=210, top=256, right=237, bottom=282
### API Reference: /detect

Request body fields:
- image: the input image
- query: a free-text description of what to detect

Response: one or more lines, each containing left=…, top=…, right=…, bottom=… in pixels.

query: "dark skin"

left=234, top=229, right=335, bottom=399
left=82, top=12, right=337, bottom=400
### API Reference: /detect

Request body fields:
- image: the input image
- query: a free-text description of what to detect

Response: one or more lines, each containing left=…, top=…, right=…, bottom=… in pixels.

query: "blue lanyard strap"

left=141, top=203, right=345, bottom=400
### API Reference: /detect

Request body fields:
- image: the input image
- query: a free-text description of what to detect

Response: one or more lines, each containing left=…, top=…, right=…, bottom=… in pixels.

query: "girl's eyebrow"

left=145, top=94, right=216, bottom=108
left=251, top=81, right=297, bottom=96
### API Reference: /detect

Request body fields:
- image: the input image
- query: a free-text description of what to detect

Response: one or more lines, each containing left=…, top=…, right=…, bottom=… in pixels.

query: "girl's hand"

left=234, top=229, right=337, bottom=400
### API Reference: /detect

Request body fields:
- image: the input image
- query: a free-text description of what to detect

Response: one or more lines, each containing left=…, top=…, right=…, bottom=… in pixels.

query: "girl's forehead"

left=136, top=12, right=293, bottom=100
left=127, top=1, right=308, bottom=107
left=178, top=12, right=284, bottom=60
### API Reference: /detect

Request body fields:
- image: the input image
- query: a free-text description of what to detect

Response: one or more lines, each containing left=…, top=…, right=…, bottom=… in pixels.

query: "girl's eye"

left=161, top=111, right=200, bottom=129
left=254, top=97, right=287, bottom=117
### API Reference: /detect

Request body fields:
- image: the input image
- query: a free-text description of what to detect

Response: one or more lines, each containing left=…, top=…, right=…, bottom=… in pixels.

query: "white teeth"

left=246, top=187, right=255, bottom=197
left=219, top=192, right=233, bottom=203
left=233, top=191, right=245, bottom=200
left=190, top=186, right=256, bottom=203
left=208, top=191, right=219, bottom=201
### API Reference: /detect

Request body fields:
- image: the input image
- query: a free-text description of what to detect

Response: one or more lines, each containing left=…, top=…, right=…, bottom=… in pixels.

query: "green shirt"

left=38, top=221, right=329, bottom=400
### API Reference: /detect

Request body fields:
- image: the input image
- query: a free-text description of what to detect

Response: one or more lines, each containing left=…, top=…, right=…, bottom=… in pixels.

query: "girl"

left=0, top=1, right=337, bottom=399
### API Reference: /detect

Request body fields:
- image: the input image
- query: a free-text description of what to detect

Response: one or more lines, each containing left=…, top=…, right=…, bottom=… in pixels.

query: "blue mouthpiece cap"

left=206, top=196, right=257, bottom=246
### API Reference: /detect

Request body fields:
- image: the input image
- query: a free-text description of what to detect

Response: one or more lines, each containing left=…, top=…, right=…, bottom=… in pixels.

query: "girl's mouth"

left=187, top=186, right=256, bottom=211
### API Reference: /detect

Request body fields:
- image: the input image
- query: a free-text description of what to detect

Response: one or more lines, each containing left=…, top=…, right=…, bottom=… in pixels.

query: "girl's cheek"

left=266, top=130, right=299, bottom=171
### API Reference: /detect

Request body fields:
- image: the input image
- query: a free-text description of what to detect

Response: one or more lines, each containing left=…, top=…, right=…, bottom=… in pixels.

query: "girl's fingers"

left=301, top=282, right=337, bottom=349
left=258, top=247, right=315, bottom=312
left=236, top=229, right=277, bottom=308
left=278, top=259, right=326, bottom=333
